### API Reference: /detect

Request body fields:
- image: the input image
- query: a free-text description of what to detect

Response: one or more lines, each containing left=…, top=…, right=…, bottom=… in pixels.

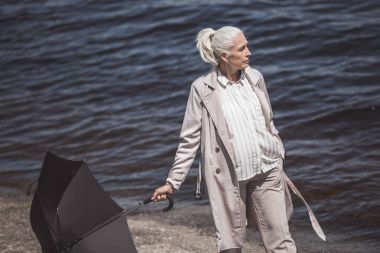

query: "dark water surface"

left=1, top=0, right=379, bottom=251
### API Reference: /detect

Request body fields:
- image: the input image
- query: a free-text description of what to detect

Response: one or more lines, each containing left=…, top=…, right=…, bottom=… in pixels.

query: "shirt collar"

left=217, top=68, right=246, bottom=88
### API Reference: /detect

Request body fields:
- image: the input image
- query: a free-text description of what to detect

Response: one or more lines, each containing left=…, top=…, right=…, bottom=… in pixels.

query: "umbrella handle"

left=143, top=195, right=174, bottom=212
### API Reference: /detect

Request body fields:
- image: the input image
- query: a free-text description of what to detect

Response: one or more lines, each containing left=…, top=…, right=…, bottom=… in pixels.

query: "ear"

left=220, top=51, right=229, bottom=63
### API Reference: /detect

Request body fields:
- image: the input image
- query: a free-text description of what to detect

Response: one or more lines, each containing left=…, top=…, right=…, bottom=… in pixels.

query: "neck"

left=219, top=63, right=240, bottom=82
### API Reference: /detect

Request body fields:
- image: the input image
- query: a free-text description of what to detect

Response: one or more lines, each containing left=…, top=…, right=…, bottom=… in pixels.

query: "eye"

left=239, top=46, right=245, bottom=51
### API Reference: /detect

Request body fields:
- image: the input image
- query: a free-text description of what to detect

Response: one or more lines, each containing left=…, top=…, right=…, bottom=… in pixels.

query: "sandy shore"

left=0, top=193, right=370, bottom=253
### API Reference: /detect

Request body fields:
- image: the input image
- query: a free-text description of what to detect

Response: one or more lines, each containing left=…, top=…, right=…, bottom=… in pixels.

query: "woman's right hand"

left=151, top=184, right=174, bottom=202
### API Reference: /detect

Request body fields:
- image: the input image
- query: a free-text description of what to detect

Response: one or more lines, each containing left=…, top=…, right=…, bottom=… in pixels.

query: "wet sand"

left=0, top=193, right=370, bottom=253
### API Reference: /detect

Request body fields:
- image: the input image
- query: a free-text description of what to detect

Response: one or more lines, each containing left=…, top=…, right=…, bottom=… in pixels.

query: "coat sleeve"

left=257, top=70, right=286, bottom=159
left=166, top=83, right=202, bottom=190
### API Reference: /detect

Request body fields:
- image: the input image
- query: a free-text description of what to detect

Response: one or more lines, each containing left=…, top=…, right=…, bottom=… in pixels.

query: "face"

left=221, top=32, right=251, bottom=71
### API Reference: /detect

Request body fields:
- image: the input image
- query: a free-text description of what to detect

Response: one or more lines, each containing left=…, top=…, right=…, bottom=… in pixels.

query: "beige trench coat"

left=167, top=66, right=326, bottom=250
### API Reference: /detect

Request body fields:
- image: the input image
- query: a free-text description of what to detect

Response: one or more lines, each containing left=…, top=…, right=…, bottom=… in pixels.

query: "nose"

left=246, top=48, right=252, bottom=57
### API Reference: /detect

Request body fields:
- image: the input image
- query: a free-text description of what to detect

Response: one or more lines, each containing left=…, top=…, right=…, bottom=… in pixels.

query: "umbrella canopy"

left=30, top=151, right=137, bottom=253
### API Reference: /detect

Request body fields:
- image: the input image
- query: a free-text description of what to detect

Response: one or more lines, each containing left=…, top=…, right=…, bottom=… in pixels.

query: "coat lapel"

left=200, top=68, right=236, bottom=166
left=243, top=67, right=273, bottom=124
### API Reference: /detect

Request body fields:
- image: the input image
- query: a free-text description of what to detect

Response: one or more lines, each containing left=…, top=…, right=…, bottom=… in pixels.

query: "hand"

left=151, top=184, right=173, bottom=202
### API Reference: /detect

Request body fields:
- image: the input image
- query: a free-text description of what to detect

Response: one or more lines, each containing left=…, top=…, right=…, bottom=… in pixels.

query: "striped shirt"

left=217, top=68, right=282, bottom=181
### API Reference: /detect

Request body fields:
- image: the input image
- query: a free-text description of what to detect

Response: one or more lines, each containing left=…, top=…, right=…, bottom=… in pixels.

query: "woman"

left=151, top=26, right=325, bottom=253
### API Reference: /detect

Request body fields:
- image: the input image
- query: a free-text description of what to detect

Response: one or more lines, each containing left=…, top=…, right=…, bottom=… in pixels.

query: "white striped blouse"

left=217, top=68, right=282, bottom=181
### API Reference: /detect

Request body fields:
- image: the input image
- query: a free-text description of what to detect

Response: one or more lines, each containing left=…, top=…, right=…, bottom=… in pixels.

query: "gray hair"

left=195, top=26, right=243, bottom=66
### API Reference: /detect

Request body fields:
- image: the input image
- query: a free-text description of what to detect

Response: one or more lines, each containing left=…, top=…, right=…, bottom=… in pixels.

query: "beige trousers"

left=220, top=160, right=296, bottom=253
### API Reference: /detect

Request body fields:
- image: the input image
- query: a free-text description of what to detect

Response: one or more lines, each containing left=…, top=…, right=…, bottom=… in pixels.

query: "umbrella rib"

left=55, top=212, right=74, bottom=252
left=58, top=209, right=129, bottom=250
left=35, top=194, right=71, bottom=252
left=79, top=209, right=128, bottom=240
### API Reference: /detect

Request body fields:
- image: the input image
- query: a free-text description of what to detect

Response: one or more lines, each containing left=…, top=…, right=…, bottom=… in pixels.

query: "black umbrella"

left=29, top=151, right=173, bottom=253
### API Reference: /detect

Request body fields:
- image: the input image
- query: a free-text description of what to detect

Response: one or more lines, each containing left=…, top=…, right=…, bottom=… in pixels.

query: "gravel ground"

left=0, top=194, right=366, bottom=253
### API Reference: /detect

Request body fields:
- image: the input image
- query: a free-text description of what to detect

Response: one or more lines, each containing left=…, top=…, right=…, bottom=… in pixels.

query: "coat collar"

left=203, top=67, right=218, bottom=90
left=243, top=66, right=260, bottom=87
left=203, top=66, right=260, bottom=91
left=216, top=68, right=246, bottom=88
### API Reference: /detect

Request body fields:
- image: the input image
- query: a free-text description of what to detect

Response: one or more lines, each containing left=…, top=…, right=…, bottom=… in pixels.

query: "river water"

left=0, top=0, right=379, bottom=251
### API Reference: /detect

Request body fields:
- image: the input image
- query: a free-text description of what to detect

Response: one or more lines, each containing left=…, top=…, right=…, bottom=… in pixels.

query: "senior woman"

left=151, top=26, right=325, bottom=253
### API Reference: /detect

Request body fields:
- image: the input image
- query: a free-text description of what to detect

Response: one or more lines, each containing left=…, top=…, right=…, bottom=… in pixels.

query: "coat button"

left=216, top=168, right=220, bottom=174
left=215, top=147, right=220, bottom=153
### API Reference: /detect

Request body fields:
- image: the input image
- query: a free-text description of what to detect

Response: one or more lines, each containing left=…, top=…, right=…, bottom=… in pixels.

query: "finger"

left=153, top=189, right=163, bottom=200
left=158, top=194, right=166, bottom=201
left=152, top=190, right=158, bottom=200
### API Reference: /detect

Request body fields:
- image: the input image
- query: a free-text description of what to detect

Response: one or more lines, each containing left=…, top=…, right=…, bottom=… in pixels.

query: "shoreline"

left=0, top=191, right=374, bottom=253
